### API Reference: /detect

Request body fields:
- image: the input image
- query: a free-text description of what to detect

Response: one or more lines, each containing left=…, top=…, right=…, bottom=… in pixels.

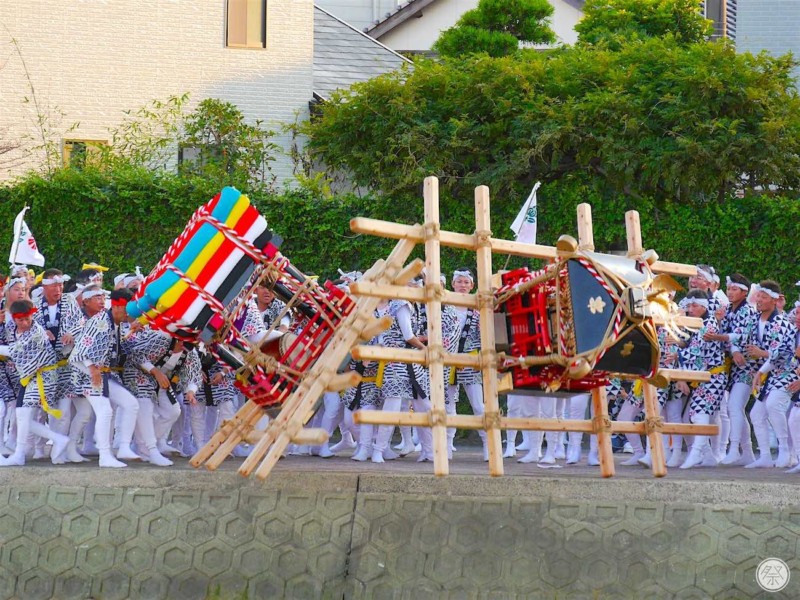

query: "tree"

left=180, top=98, right=280, bottom=191
left=433, top=0, right=555, bottom=58
left=576, top=0, right=712, bottom=49
left=305, top=4, right=800, bottom=205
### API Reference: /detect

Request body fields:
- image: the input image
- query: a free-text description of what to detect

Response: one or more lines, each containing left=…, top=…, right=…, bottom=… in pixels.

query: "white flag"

left=510, top=182, right=540, bottom=244
left=9, top=207, right=45, bottom=267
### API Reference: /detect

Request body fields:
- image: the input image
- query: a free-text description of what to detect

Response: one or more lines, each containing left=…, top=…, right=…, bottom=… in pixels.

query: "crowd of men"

left=0, top=261, right=798, bottom=474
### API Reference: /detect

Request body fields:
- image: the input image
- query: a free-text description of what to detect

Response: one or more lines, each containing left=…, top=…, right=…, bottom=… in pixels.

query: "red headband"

left=110, top=298, right=129, bottom=308
left=11, top=307, right=37, bottom=319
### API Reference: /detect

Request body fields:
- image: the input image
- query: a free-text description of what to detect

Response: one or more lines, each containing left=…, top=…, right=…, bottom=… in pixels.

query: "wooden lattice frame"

left=192, top=176, right=717, bottom=480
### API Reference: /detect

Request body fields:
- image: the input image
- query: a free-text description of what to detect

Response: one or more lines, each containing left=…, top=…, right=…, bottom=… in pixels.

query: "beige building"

left=0, top=1, right=405, bottom=183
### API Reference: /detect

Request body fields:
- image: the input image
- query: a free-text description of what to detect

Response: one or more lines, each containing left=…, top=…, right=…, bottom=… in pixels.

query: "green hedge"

left=0, top=168, right=797, bottom=296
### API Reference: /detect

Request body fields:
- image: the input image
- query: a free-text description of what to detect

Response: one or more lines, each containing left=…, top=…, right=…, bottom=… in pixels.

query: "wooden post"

left=592, top=386, right=615, bottom=477
left=423, top=176, right=450, bottom=476
left=577, top=204, right=595, bottom=251
left=474, top=186, right=504, bottom=476
left=625, top=211, right=643, bottom=258
left=642, top=383, right=667, bottom=477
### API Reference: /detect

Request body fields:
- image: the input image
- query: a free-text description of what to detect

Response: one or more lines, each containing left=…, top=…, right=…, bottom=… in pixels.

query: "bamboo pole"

left=642, top=383, right=667, bottom=477
left=351, top=217, right=695, bottom=277
left=475, top=186, right=504, bottom=476
left=351, top=345, right=482, bottom=368
left=657, top=368, right=711, bottom=383
left=592, top=386, right=615, bottom=478
left=423, top=176, right=450, bottom=476
left=190, top=399, right=262, bottom=468
left=354, top=410, right=718, bottom=436
left=577, top=203, right=595, bottom=251
left=349, top=281, right=480, bottom=309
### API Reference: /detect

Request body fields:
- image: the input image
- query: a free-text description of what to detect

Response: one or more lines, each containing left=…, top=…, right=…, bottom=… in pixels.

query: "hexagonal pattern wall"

left=0, top=468, right=799, bottom=599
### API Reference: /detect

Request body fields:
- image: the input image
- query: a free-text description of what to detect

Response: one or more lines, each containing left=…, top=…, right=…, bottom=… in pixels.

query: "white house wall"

left=375, top=0, right=583, bottom=52
left=0, top=0, right=314, bottom=183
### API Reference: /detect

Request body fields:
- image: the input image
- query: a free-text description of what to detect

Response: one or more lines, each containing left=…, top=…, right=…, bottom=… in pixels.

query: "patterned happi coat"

left=123, top=327, right=201, bottom=402
left=260, top=298, right=289, bottom=331
left=452, top=307, right=481, bottom=387
left=34, top=293, right=84, bottom=401
left=198, top=347, right=237, bottom=407
left=0, top=314, right=21, bottom=403
left=753, top=311, right=800, bottom=397
left=235, top=298, right=267, bottom=342
left=34, top=293, right=84, bottom=358
left=380, top=300, right=429, bottom=400
left=342, top=307, right=386, bottom=410
left=680, top=313, right=727, bottom=416
left=655, top=326, right=684, bottom=407
left=718, top=300, right=760, bottom=388
left=11, top=322, right=58, bottom=408
left=69, top=310, right=131, bottom=396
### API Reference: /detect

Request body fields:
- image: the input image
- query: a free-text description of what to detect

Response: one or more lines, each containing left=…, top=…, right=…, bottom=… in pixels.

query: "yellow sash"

left=360, top=361, right=386, bottom=388
left=689, top=364, right=728, bottom=388
left=19, top=359, right=68, bottom=419
left=448, top=350, right=479, bottom=385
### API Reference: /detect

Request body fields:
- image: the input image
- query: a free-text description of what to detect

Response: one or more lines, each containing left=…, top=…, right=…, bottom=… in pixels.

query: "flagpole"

left=9, top=205, right=27, bottom=267
left=505, top=182, right=541, bottom=271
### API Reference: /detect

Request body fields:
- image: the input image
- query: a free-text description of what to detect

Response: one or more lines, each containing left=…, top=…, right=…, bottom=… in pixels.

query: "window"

left=62, top=139, right=107, bottom=169
left=226, top=0, right=267, bottom=49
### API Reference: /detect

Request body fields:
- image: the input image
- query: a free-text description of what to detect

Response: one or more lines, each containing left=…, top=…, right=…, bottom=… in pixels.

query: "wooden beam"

left=350, top=217, right=557, bottom=260
left=349, top=281, right=479, bottom=309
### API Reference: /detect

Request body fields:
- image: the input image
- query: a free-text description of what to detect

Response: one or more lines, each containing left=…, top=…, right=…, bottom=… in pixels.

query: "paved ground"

left=17, top=441, right=798, bottom=485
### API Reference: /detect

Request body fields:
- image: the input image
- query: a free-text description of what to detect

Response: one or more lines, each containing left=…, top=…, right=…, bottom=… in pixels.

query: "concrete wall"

left=1, top=467, right=799, bottom=599
left=0, top=0, right=314, bottom=183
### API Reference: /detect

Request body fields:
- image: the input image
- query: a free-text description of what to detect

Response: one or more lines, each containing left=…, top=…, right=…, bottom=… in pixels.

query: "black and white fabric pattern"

left=758, top=311, right=799, bottom=395
left=379, top=300, right=429, bottom=400
left=454, top=307, right=481, bottom=386
left=719, top=301, right=759, bottom=387
left=10, top=322, right=58, bottom=408
left=342, top=307, right=386, bottom=410
left=69, top=310, right=121, bottom=396
left=680, top=313, right=727, bottom=416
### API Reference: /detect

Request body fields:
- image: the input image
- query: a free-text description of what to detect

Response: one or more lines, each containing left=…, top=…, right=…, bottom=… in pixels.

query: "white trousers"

left=751, top=388, right=790, bottom=457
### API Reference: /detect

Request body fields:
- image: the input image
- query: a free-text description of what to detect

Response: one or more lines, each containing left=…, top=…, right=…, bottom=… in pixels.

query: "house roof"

left=365, top=0, right=437, bottom=39
left=365, top=0, right=586, bottom=39
left=314, top=5, right=411, bottom=101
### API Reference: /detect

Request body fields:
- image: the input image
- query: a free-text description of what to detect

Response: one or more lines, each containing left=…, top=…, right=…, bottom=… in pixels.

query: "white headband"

left=123, top=275, right=141, bottom=287
left=684, top=298, right=709, bottom=309
left=725, top=276, right=748, bottom=292
left=337, top=269, right=363, bottom=282
left=42, top=274, right=70, bottom=285
left=453, top=270, right=474, bottom=283
left=695, top=267, right=714, bottom=283
left=82, top=289, right=105, bottom=300
left=755, top=284, right=780, bottom=299
left=7, top=277, right=26, bottom=289
left=113, top=274, right=129, bottom=287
